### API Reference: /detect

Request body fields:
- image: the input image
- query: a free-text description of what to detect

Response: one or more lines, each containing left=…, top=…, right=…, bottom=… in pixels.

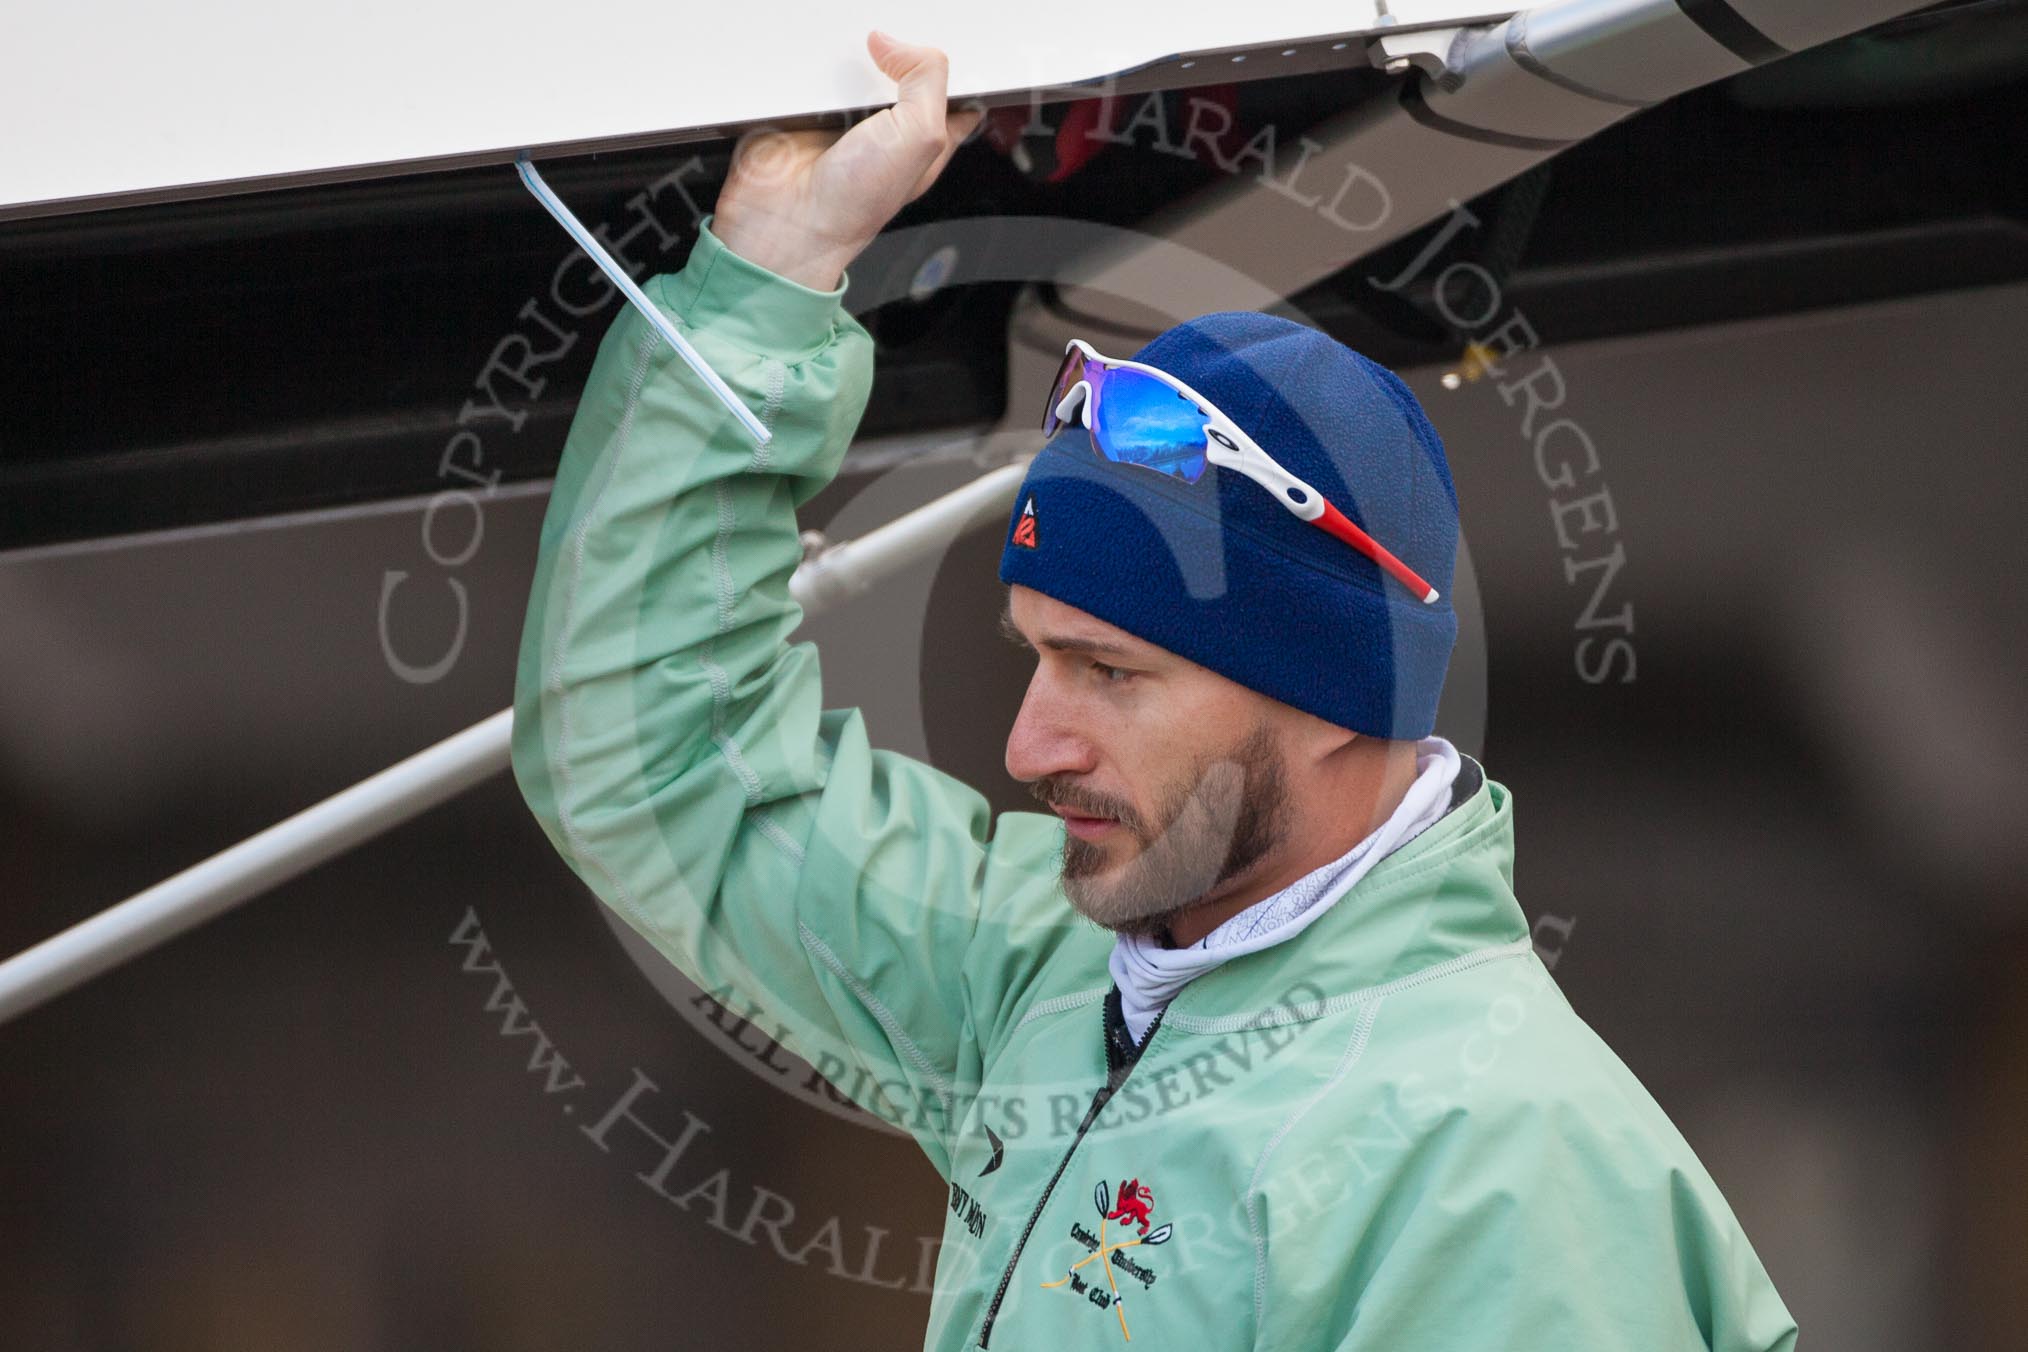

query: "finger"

left=949, top=102, right=986, bottom=144
left=904, top=107, right=979, bottom=201
left=866, top=30, right=954, bottom=143
left=906, top=107, right=980, bottom=197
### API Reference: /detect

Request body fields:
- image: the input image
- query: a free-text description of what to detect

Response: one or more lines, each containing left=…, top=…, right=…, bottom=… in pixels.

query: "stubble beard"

left=1036, top=718, right=1291, bottom=942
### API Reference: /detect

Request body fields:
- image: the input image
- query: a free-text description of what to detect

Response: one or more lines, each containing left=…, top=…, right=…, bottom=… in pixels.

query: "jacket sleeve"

left=509, top=216, right=1067, bottom=1178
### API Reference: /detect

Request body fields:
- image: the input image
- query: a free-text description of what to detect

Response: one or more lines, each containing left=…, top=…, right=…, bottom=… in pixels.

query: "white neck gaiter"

left=1106, top=736, right=1462, bottom=1046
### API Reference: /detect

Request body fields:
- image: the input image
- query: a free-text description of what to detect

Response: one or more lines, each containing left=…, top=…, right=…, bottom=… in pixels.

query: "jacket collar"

left=1150, top=755, right=1531, bottom=1035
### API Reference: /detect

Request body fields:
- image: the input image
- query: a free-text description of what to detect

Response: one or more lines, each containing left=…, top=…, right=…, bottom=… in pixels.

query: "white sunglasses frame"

left=1047, top=337, right=1441, bottom=605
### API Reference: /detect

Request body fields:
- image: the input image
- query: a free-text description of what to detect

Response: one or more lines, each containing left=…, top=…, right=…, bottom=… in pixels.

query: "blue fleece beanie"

left=997, top=312, right=1459, bottom=740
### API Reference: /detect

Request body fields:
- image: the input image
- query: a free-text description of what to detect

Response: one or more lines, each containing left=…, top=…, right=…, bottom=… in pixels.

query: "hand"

left=712, top=31, right=982, bottom=291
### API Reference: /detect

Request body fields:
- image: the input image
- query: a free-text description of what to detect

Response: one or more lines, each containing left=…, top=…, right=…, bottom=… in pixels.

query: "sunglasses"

left=1042, top=337, right=1440, bottom=605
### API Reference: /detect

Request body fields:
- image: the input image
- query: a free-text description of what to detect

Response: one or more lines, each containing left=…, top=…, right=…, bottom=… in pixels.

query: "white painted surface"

left=1, top=1, right=1498, bottom=218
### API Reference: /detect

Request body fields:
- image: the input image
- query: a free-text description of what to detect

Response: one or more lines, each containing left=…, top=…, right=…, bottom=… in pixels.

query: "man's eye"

left=1091, top=660, right=1133, bottom=684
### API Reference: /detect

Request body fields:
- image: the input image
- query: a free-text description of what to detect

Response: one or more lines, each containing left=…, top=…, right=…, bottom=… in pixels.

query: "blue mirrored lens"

left=1092, top=368, right=1209, bottom=483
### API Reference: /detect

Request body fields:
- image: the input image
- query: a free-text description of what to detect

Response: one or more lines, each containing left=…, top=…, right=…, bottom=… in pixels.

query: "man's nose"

left=1004, top=671, right=1097, bottom=784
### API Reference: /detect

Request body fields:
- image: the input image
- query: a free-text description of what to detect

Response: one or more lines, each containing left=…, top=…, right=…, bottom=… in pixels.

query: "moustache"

left=1029, top=778, right=1138, bottom=833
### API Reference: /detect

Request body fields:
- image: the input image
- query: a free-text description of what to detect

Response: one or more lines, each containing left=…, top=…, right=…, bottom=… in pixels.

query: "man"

left=510, top=30, right=1797, bottom=1351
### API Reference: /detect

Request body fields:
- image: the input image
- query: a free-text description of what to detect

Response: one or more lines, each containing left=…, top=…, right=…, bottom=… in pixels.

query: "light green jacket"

left=510, top=215, right=1799, bottom=1351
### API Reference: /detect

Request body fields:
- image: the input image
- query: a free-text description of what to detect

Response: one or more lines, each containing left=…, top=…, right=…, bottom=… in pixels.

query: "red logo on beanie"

left=1012, top=496, right=1039, bottom=549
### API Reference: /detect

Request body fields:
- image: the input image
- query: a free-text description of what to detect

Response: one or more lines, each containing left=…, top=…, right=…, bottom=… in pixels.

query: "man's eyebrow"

left=997, top=603, right=1033, bottom=651
left=997, top=600, right=1141, bottom=660
left=1040, top=634, right=1143, bottom=659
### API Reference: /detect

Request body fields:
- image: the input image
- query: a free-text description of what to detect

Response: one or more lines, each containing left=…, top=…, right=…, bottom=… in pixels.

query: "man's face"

left=1000, top=585, right=1294, bottom=939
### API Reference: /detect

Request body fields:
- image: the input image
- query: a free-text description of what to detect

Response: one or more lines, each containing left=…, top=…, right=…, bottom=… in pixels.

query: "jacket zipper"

left=976, top=991, right=1165, bottom=1349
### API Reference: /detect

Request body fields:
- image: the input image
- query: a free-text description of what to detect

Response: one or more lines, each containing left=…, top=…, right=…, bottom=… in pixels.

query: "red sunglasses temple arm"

left=1311, top=502, right=1442, bottom=604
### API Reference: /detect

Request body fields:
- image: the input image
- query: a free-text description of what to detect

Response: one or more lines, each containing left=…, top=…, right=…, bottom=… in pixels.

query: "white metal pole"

left=516, top=156, right=774, bottom=448
left=0, top=710, right=513, bottom=1025
left=0, top=460, right=1028, bottom=1026
left=792, top=460, right=1028, bottom=611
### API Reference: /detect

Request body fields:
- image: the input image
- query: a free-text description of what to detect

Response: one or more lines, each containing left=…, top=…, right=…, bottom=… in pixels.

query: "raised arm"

left=509, top=38, right=1071, bottom=1175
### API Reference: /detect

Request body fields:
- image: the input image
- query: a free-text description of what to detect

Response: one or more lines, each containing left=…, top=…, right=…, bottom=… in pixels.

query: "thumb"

left=904, top=105, right=983, bottom=201
left=867, top=30, right=954, bottom=139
